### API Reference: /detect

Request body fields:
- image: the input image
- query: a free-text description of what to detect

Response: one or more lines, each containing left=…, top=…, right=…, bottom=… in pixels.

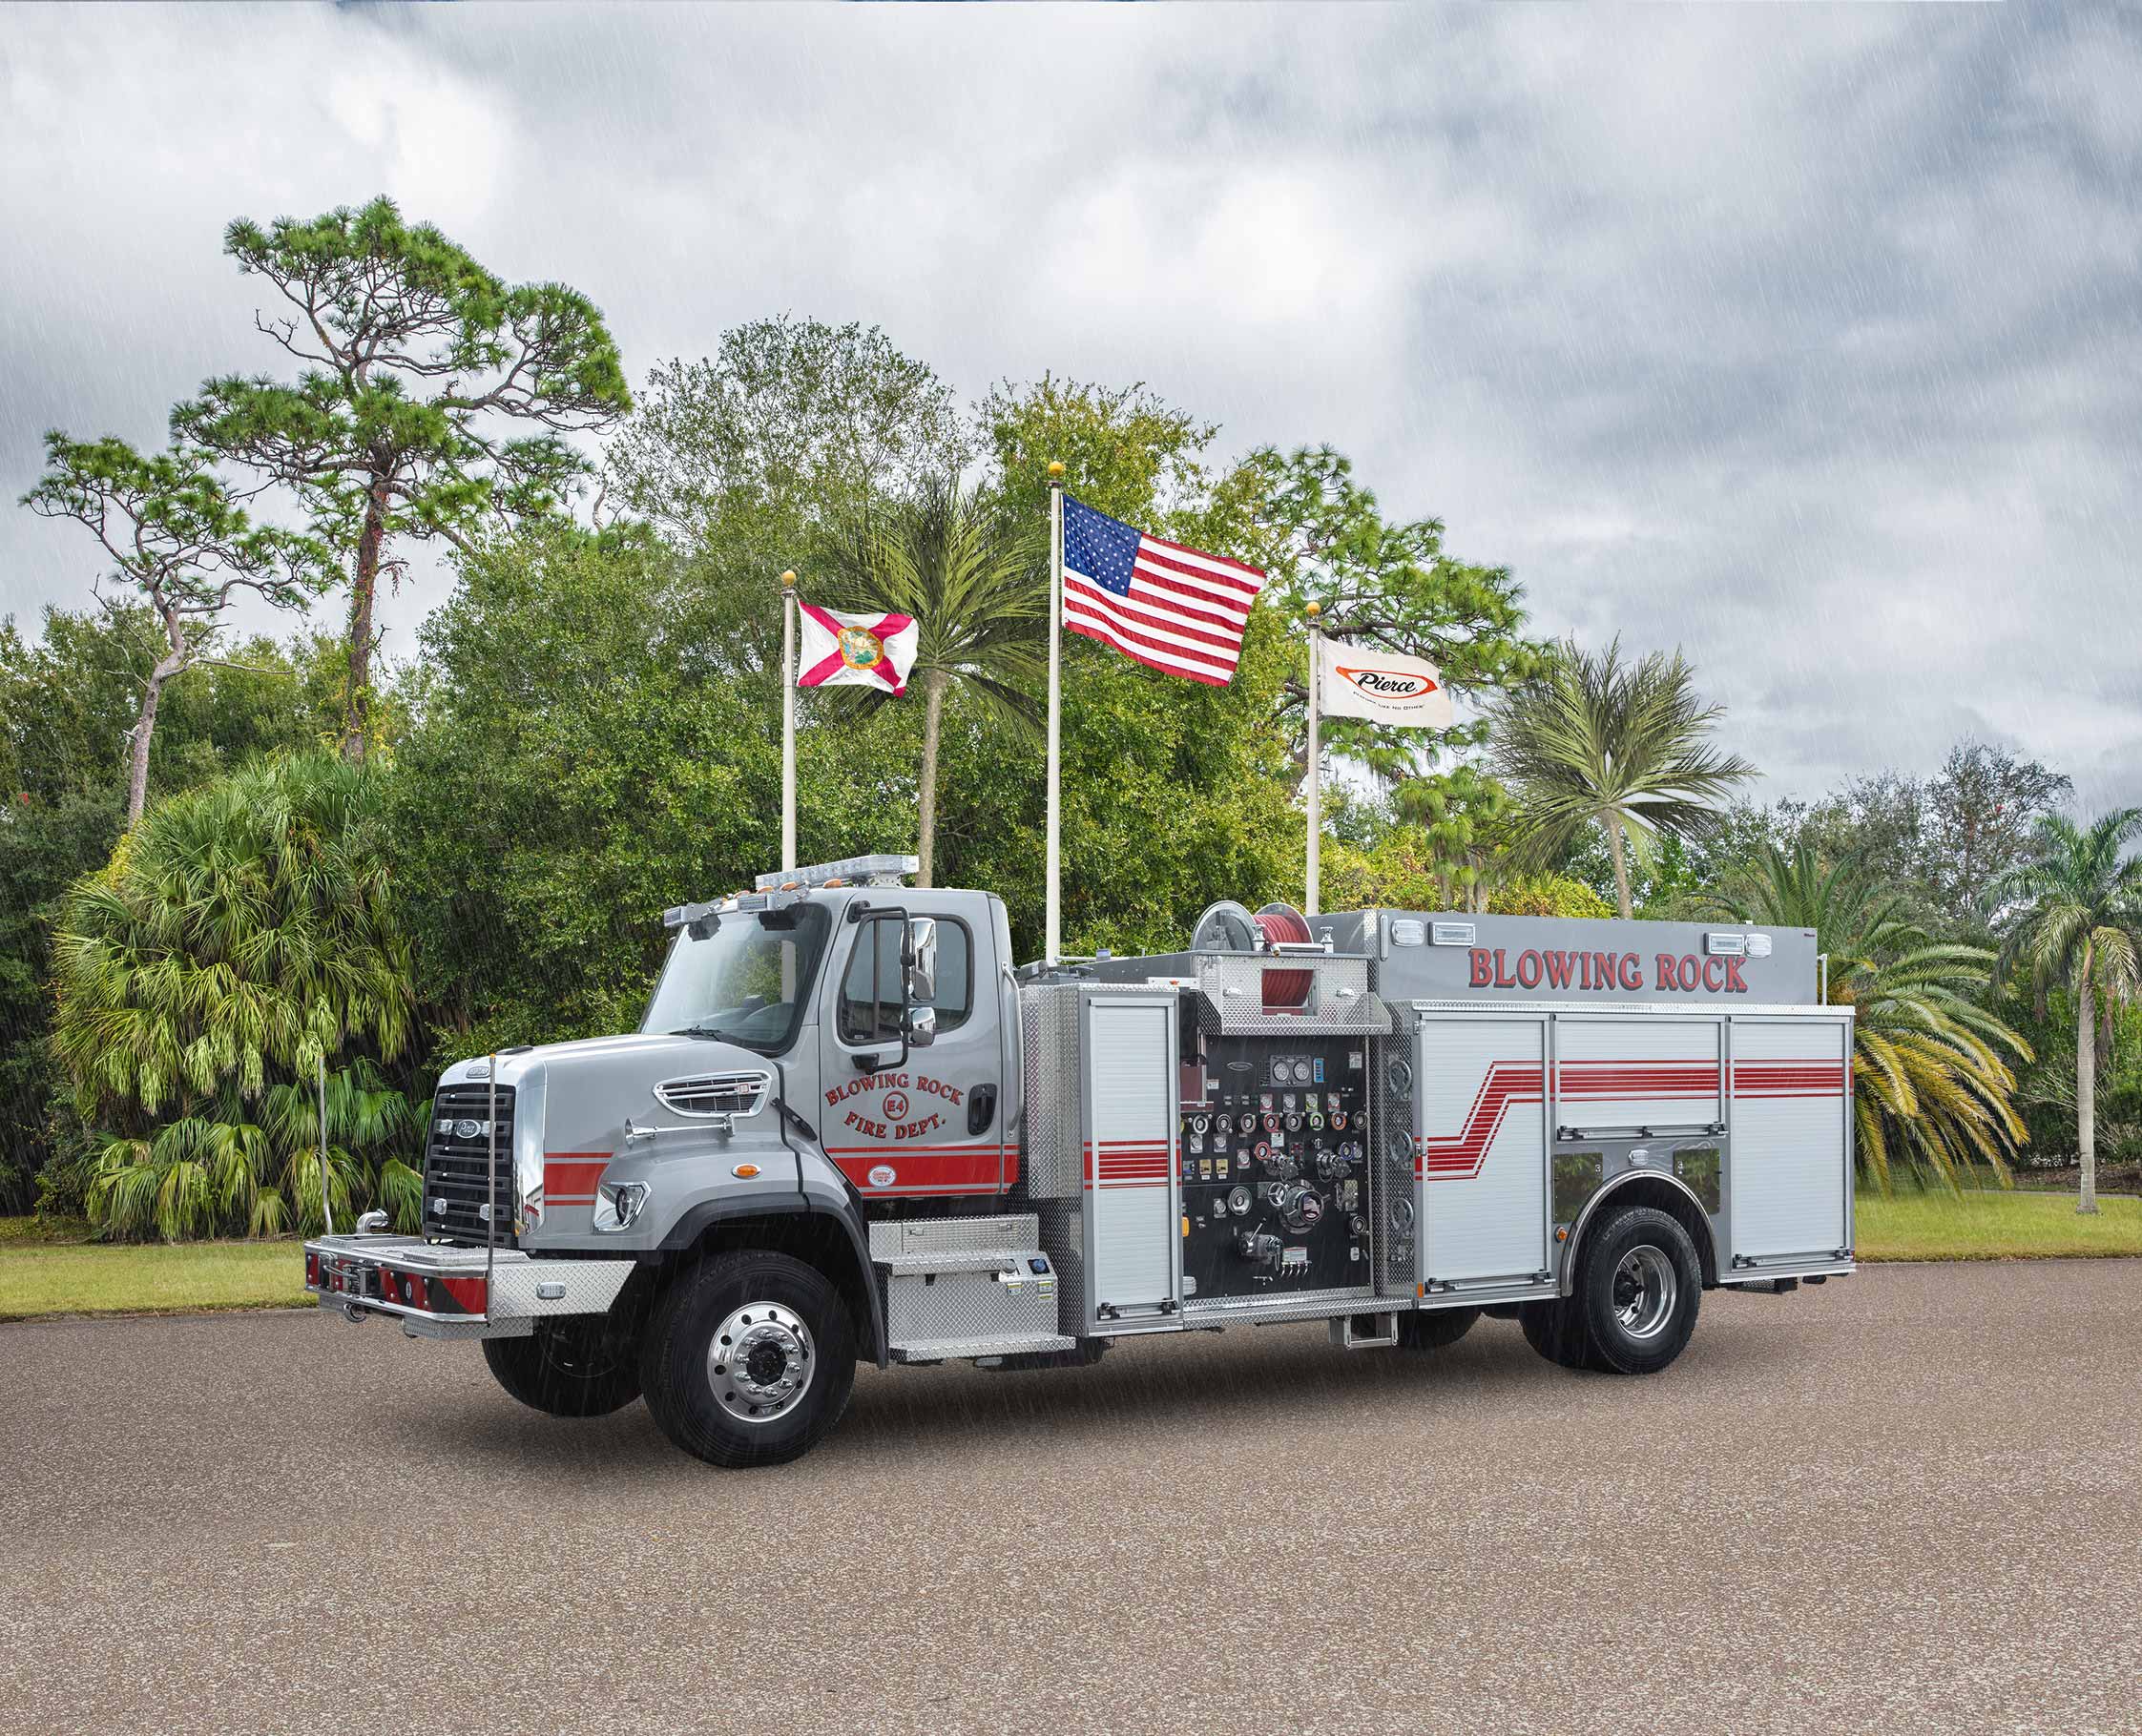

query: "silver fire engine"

left=305, top=855, right=1853, bottom=1467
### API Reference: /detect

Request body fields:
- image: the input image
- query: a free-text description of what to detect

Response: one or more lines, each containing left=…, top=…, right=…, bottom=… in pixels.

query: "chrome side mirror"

left=905, top=916, right=938, bottom=1006
left=905, top=1004, right=937, bottom=1049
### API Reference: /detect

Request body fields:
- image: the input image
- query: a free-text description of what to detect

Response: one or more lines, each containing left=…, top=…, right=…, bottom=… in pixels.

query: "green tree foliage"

left=1719, top=841, right=2031, bottom=1193
left=1717, top=742, right=2074, bottom=939
left=1319, top=829, right=1609, bottom=919
left=981, top=375, right=1218, bottom=531
left=0, top=609, right=350, bottom=1214
left=1993, top=810, right=2142, bottom=1213
left=390, top=521, right=924, bottom=1058
left=22, top=433, right=329, bottom=822
left=816, top=478, right=1047, bottom=887
left=87, top=1059, right=416, bottom=1243
left=964, top=376, right=1300, bottom=955
left=49, top=753, right=418, bottom=1238
left=177, top=196, right=631, bottom=760
left=611, top=318, right=968, bottom=563
left=1491, top=636, right=1756, bottom=919
left=2009, top=987, right=2142, bottom=1176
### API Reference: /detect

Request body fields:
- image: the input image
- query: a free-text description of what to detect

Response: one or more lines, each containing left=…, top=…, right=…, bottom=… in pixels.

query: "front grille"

left=425, top=1083, right=518, bottom=1246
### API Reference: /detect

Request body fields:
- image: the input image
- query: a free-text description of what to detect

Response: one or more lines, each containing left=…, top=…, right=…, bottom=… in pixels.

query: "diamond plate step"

left=891, top=1333, right=1076, bottom=1364
left=875, top=1249, right=1034, bottom=1275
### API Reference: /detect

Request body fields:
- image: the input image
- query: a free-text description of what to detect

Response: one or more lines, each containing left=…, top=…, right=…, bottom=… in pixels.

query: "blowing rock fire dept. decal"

left=824, top=1071, right=967, bottom=1186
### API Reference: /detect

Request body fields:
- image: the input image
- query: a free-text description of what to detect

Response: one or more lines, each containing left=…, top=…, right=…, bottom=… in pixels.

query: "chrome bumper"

left=302, top=1232, right=634, bottom=1340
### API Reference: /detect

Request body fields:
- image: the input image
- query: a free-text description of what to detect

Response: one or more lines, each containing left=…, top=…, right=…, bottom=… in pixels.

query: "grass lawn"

left=0, top=1219, right=308, bottom=1321
left=1855, top=1188, right=2142, bottom=1262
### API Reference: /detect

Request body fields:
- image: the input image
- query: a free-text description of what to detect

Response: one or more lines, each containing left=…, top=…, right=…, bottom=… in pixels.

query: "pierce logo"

left=867, top=1164, right=897, bottom=1188
left=1337, top=664, right=1439, bottom=699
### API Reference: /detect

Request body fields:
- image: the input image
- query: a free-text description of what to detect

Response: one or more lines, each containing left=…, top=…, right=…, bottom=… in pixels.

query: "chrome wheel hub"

left=707, top=1301, right=814, bottom=1424
left=1611, top=1245, right=1677, bottom=1341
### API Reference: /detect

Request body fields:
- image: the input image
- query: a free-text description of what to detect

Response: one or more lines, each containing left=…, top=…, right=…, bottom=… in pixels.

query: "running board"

left=893, top=1333, right=1077, bottom=1364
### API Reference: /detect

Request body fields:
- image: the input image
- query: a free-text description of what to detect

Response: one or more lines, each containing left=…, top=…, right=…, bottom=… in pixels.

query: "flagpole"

left=1045, top=463, right=1065, bottom=965
left=1305, top=599, right=1321, bottom=918
left=780, top=569, right=798, bottom=873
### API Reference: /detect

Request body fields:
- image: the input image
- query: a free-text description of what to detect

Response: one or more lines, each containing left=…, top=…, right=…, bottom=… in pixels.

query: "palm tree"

left=51, top=752, right=421, bottom=1239
left=86, top=1060, right=418, bottom=1241
left=820, top=478, right=1047, bottom=887
left=1991, top=810, right=2142, bottom=1213
left=1490, top=637, right=1754, bottom=918
left=1720, top=840, right=2031, bottom=1193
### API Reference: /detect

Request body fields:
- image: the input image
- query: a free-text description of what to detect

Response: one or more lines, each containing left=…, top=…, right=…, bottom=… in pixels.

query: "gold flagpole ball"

left=1305, top=600, right=1321, bottom=619
left=780, top=569, right=796, bottom=589
left=1047, top=461, right=1065, bottom=479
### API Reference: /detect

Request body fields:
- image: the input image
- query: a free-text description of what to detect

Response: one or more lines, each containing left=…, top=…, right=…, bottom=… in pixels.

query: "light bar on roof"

left=753, top=854, right=919, bottom=892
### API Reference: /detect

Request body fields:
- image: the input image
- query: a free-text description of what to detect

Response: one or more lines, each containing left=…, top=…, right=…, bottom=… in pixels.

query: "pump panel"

left=1175, top=1027, right=1375, bottom=1304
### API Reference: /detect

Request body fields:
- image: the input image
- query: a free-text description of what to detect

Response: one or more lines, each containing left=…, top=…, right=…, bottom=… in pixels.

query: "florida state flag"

left=796, top=605, right=919, bottom=695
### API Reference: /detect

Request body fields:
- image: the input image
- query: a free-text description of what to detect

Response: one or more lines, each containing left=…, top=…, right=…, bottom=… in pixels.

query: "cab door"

left=819, top=897, right=1007, bottom=1201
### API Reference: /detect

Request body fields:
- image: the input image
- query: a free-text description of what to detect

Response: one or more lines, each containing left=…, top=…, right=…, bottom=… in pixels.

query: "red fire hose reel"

left=1255, top=904, right=1314, bottom=1010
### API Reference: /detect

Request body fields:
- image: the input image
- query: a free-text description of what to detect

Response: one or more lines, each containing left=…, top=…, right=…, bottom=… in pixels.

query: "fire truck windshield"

left=642, top=903, right=832, bottom=1054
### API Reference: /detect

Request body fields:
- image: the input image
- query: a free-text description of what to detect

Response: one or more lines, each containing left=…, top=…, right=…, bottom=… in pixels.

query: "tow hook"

left=341, top=1301, right=373, bottom=1324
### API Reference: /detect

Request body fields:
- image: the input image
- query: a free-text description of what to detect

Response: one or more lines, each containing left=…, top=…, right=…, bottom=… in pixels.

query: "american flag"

left=1061, top=494, right=1266, bottom=687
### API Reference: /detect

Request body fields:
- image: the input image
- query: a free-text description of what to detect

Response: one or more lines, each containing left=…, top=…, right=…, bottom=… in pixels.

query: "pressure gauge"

left=1227, top=1185, right=1252, bottom=1216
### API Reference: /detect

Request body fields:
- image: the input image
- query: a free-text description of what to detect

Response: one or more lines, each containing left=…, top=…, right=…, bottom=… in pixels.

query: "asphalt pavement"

left=3, top=1260, right=2138, bottom=1736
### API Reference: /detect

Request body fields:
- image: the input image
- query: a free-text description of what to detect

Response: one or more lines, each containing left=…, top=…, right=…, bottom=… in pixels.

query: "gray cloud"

left=4, top=4, right=2136, bottom=808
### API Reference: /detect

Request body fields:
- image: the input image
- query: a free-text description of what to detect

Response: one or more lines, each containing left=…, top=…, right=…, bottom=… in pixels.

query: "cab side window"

left=836, top=914, right=972, bottom=1044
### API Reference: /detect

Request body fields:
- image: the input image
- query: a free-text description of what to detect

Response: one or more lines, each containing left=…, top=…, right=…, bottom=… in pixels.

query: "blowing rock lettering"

left=1467, top=947, right=1748, bottom=994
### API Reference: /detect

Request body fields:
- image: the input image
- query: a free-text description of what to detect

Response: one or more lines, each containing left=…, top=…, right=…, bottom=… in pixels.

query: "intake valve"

left=1236, top=1230, right=1282, bottom=1265
left=1278, top=1184, right=1325, bottom=1233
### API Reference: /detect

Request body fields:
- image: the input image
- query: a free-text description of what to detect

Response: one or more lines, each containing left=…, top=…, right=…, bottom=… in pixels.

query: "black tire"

left=1396, top=1306, right=1480, bottom=1351
left=481, top=1316, right=642, bottom=1417
left=639, top=1250, right=857, bottom=1469
left=1518, top=1295, right=1593, bottom=1370
left=1570, top=1205, right=1701, bottom=1375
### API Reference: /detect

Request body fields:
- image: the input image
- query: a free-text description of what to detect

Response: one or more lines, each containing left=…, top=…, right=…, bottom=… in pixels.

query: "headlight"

left=593, top=1180, right=650, bottom=1233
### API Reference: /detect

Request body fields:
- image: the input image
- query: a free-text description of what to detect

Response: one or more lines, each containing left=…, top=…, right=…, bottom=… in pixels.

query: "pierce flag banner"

left=1315, top=636, right=1454, bottom=728
left=796, top=605, right=919, bottom=694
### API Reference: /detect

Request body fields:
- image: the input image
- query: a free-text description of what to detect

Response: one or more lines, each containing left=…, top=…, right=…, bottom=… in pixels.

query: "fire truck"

left=304, top=854, right=1855, bottom=1468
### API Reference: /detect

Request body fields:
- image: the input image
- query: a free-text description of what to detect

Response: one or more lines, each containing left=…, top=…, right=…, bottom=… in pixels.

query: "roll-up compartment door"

left=1553, top=1017, right=1723, bottom=1135
left=1417, top=1014, right=1549, bottom=1286
left=1082, top=995, right=1179, bottom=1322
left=1729, top=1016, right=1852, bottom=1261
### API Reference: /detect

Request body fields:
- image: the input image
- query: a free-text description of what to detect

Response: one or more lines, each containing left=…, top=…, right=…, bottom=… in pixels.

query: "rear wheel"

left=1570, top=1206, right=1701, bottom=1375
left=1396, top=1306, right=1480, bottom=1351
left=639, top=1250, right=857, bottom=1469
left=482, top=1316, right=642, bottom=1417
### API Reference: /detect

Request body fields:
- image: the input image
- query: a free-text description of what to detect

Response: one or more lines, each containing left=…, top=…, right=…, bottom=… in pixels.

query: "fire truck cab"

left=304, top=855, right=1854, bottom=1468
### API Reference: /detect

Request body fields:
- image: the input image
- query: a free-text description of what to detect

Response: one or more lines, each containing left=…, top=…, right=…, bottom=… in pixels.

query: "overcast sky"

left=4, top=4, right=2137, bottom=807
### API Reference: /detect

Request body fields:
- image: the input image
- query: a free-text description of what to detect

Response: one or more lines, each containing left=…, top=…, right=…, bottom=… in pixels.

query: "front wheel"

left=482, top=1316, right=642, bottom=1417
left=639, top=1250, right=857, bottom=1469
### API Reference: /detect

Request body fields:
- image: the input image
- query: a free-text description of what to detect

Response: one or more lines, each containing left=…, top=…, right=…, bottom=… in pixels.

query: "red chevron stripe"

left=1420, top=1063, right=1543, bottom=1181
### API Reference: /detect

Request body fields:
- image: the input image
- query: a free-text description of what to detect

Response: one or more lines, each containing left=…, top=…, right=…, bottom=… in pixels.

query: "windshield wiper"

left=671, top=1023, right=744, bottom=1041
